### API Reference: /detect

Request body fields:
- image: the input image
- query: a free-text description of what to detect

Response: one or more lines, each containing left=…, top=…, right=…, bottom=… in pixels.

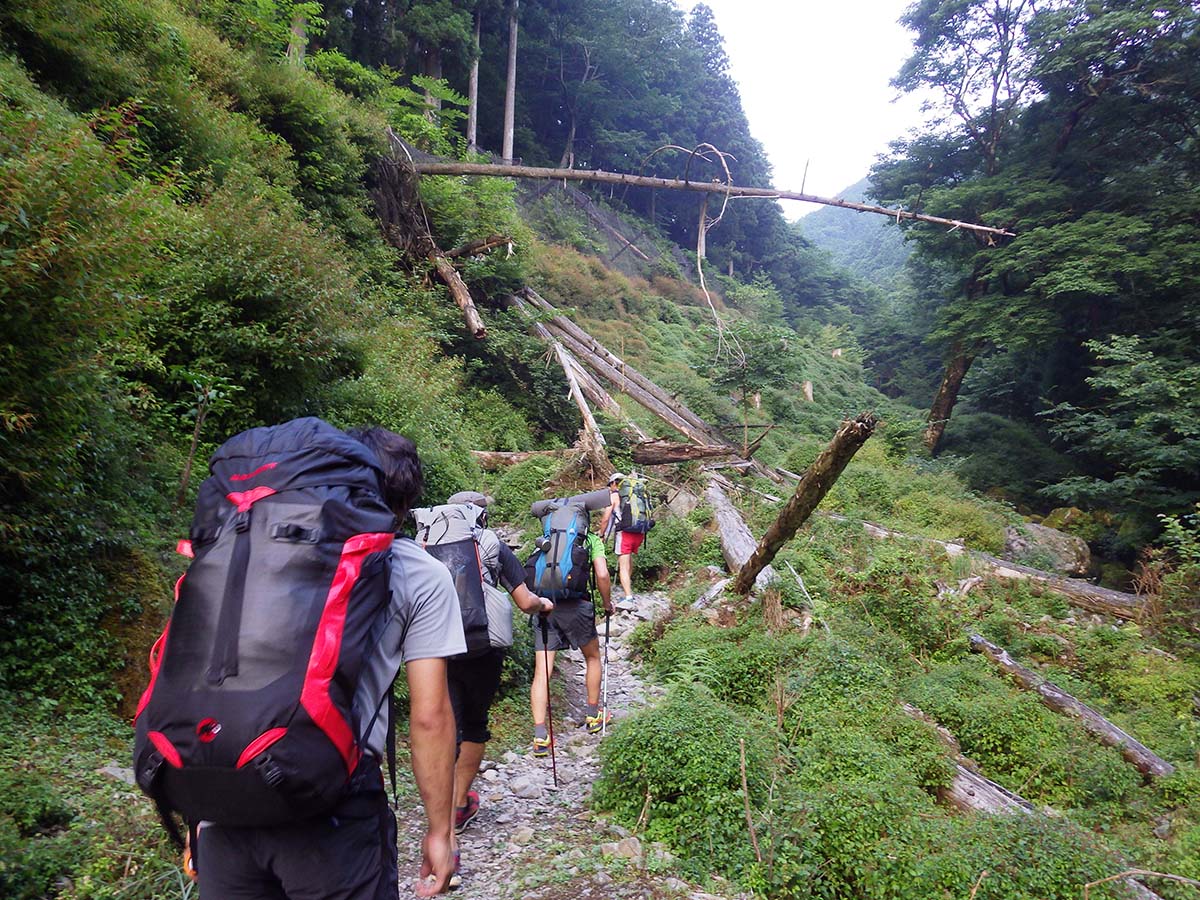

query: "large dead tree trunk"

left=444, top=235, right=512, bottom=259
left=704, top=476, right=776, bottom=593
left=925, top=342, right=975, bottom=452
left=502, top=0, right=518, bottom=162
left=902, top=704, right=1036, bottom=815
left=733, top=414, right=877, bottom=595
left=969, top=635, right=1174, bottom=778
left=523, top=289, right=721, bottom=439
left=504, top=293, right=649, bottom=441
left=632, top=440, right=736, bottom=464
left=411, top=162, right=1016, bottom=240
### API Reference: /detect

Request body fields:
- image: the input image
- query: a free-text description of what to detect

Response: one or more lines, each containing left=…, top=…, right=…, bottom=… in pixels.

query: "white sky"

left=683, top=0, right=928, bottom=217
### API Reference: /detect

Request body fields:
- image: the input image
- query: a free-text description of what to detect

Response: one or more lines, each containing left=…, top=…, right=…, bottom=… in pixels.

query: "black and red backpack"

left=133, top=418, right=397, bottom=839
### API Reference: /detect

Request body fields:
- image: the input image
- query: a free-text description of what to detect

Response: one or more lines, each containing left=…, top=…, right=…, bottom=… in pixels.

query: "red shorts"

left=616, top=531, right=645, bottom=555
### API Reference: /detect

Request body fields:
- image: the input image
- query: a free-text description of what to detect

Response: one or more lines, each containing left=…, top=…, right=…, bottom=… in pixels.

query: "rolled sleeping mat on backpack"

left=447, top=490, right=494, bottom=507
left=530, top=490, right=609, bottom=519
left=571, top=488, right=612, bottom=512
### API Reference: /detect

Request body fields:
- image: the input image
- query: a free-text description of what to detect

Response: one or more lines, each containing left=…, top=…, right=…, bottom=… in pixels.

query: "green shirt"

left=584, top=532, right=606, bottom=563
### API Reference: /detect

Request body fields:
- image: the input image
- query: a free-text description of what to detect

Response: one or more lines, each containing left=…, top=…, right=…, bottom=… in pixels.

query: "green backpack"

left=617, top=473, right=654, bottom=534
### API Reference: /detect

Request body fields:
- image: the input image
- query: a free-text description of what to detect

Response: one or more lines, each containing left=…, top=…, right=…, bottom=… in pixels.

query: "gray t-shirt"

left=353, top=537, right=466, bottom=758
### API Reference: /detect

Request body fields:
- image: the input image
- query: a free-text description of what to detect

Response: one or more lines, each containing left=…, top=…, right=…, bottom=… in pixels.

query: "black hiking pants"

left=197, top=762, right=397, bottom=900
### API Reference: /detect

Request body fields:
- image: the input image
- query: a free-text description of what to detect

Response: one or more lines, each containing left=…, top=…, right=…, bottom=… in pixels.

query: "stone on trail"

left=510, top=775, right=544, bottom=799
left=511, top=825, right=535, bottom=844
left=98, top=765, right=135, bottom=785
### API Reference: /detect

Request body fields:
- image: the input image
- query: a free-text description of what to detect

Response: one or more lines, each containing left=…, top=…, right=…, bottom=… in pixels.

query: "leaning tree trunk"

left=924, top=341, right=974, bottom=453
left=733, top=413, right=877, bottom=595
left=466, top=12, right=480, bottom=151
left=502, top=0, right=518, bottom=162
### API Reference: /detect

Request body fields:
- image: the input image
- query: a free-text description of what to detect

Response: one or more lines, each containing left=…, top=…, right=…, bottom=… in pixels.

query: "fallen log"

left=631, top=439, right=736, bottom=464
left=552, top=340, right=610, bottom=474
left=444, top=234, right=512, bottom=259
left=820, top=513, right=1147, bottom=622
left=732, top=413, right=877, bottom=595
left=902, top=703, right=1165, bottom=898
left=544, top=322, right=717, bottom=445
left=703, top=476, right=776, bottom=596
left=430, top=254, right=487, bottom=338
left=972, top=553, right=1146, bottom=622
left=412, top=160, right=1017, bottom=241
left=969, top=634, right=1174, bottom=778
left=902, top=704, right=1036, bottom=816
left=522, top=289, right=716, bottom=436
left=505, top=293, right=650, bottom=442
left=372, top=133, right=488, bottom=339
left=523, top=289, right=787, bottom=482
left=470, top=448, right=569, bottom=469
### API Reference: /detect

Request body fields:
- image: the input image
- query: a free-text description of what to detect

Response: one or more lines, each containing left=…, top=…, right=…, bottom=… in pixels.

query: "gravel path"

left=394, top=593, right=743, bottom=900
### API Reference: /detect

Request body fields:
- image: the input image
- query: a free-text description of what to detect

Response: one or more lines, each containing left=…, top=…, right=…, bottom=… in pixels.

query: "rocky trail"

left=394, top=592, right=745, bottom=900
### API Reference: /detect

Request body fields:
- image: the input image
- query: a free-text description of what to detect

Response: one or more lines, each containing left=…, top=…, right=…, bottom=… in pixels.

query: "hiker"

left=526, top=496, right=614, bottom=755
left=598, top=471, right=653, bottom=601
left=414, top=491, right=553, bottom=836
left=137, top=420, right=464, bottom=899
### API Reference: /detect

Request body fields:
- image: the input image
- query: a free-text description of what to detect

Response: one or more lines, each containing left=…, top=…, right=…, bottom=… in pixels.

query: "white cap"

left=608, top=472, right=626, bottom=485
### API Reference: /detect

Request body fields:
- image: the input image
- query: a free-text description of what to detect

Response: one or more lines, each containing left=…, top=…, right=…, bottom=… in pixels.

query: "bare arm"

left=597, top=491, right=620, bottom=535
left=406, top=657, right=456, bottom=896
left=593, top=555, right=613, bottom=615
left=511, top=583, right=553, bottom=615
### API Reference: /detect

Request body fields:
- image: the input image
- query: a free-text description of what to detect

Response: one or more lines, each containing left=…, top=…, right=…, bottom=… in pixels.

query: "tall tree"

left=502, top=0, right=518, bottom=160
left=880, top=0, right=1039, bottom=452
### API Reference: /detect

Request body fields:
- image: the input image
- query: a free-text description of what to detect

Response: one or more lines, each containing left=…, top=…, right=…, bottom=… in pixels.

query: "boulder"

left=666, top=488, right=700, bottom=518
left=1004, top=522, right=1091, bottom=576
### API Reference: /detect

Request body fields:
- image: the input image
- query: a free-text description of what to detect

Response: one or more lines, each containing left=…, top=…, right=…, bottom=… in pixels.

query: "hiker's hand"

left=603, top=599, right=615, bottom=617
left=537, top=596, right=554, bottom=614
left=415, top=829, right=454, bottom=896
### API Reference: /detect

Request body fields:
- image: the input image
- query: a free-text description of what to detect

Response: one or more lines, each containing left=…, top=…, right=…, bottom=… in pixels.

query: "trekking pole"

left=601, top=611, right=610, bottom=737
left=539, top=613, right=558, bottom=788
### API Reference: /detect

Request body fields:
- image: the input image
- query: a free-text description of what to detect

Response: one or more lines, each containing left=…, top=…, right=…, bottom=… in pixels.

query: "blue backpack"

left=525, top=499, right=592, bottom=601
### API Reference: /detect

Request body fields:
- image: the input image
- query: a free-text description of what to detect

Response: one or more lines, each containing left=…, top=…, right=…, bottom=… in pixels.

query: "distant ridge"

left=799, top=177, right=910, bottom=287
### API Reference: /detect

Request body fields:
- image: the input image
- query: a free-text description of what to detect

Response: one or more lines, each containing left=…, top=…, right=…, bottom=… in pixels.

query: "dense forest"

left=1, top=0, right=1198, bottom=898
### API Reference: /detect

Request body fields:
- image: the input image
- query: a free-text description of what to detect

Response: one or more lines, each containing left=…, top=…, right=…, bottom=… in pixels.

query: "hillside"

left=2, top=1, right=1199, bottom=899
left=798, top=177, right=911, bottom=288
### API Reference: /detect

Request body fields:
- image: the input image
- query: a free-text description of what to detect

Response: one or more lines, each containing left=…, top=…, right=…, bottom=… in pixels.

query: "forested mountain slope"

left=798, top=177, right=910, bottom=288
left=2, top=1, right=1198, bottom=899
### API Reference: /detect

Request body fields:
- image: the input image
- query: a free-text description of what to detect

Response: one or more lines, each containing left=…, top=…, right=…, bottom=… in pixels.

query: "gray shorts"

left=531, top=599, right=597, bottom=651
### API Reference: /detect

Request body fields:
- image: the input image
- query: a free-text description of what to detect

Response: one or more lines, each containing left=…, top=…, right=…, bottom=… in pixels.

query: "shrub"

left=906, top=661, right=1141, bottom=808
left=592, top=682, right=774, bottom=883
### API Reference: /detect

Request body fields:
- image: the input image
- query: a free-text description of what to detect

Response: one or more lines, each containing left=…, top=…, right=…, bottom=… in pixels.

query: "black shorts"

left=197, top=762, right=396, bottom=900
left=447, top=649, right=505, bottom=744
left=531, top=599, right=597, bottom=651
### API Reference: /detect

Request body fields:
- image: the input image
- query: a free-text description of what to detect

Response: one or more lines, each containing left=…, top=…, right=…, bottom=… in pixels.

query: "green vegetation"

left=3, top=0, right=1198, bottom=897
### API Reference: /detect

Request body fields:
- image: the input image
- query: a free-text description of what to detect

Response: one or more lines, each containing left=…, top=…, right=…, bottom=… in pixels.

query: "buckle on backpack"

left=255, top=755, right=285, bottom=788
left=233, top=511, right=251, bottom=533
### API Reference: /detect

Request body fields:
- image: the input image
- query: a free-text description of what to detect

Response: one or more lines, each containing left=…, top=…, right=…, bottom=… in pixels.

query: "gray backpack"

left=413, top=503, right=513, bottom=653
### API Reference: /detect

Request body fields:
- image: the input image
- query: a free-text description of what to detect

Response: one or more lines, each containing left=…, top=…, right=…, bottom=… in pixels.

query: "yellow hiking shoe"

left=585, top=710, right=612, bottom=734
left=531, top=736, right=552, bottom=757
